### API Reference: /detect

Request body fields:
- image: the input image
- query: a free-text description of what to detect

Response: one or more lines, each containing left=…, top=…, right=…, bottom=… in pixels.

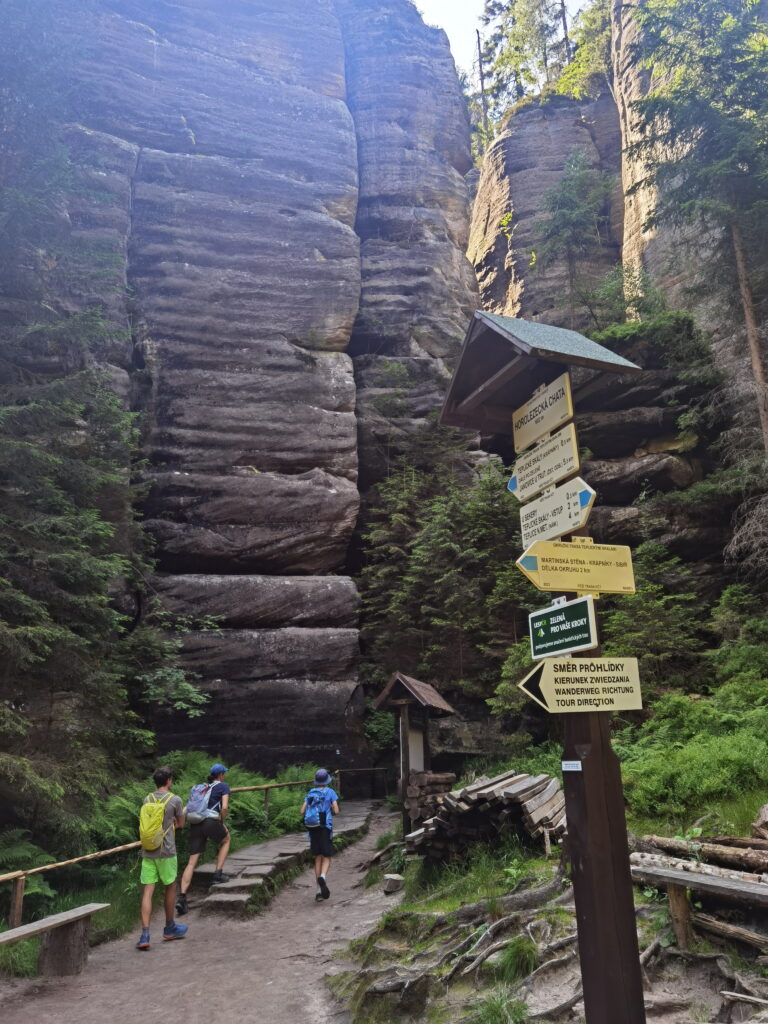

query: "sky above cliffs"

left=415, top=0, right=485, bottom=73
left=416, top=0, right=583, bottom=76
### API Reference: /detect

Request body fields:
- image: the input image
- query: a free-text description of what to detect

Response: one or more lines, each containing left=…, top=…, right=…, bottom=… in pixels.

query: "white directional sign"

left=512, top=372, right=573, bottom=452
left=517, top=657, right=642, bottom=714
left=507, top=423, right=580, bottom=502
left=519, top=477, right=596, bottom=547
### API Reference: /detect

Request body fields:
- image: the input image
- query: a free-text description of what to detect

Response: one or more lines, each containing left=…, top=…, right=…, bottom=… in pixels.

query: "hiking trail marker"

left=516, top=537, right=636, bottom=595
left=519, top=476, right=596, bottom=547
left=530, top=595, right=597, bottom=660
left=512, top=371, right=573, bottom=451
left=517, top=657, right=642, bottom=714
left=507, top=422, right=580, bottom=502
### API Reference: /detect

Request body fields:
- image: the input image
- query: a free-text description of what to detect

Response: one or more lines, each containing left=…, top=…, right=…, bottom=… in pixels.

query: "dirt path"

left=0, top=809, right=400, bottom=1024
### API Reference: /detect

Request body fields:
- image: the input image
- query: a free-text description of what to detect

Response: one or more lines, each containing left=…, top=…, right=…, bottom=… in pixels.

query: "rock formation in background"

left=6, top=0, right=477, bottom=771
left=469, top=94, right=622, bottom=329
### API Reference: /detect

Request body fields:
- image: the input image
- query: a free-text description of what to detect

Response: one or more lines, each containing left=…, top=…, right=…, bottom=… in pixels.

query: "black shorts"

left=189, top=818, right=229, bottom=855
left=308, top=828, right=335, bottom=858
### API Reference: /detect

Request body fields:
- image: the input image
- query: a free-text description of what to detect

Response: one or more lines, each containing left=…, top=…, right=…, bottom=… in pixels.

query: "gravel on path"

left=0, top=808, right=401, bottom=1024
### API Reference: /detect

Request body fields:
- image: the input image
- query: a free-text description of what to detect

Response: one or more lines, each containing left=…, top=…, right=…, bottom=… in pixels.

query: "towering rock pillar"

left=335, top=0, right=478, bottom=488
left=72, top=0, right=366, bottom=769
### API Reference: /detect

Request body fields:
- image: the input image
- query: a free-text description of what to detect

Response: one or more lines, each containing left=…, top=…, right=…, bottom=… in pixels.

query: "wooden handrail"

left=1, top=768, right=391, bottom=893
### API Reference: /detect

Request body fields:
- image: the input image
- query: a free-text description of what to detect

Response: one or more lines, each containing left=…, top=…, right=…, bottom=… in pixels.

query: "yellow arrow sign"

left=518, top=657, right=642, bottom=713
left=516, top=538, right=636, bottom=595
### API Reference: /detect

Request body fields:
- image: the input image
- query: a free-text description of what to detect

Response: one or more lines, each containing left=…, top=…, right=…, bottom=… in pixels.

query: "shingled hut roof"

left=373, top=672, right=456, bottom=717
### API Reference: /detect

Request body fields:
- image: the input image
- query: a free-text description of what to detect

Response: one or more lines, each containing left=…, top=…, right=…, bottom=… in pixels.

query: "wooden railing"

left=0, top=767, right=389, bottom=929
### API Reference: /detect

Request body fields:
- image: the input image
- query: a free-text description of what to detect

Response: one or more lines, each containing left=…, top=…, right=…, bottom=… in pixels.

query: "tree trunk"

left=642, top=834, right=768, bottom=874
left=731, top=220, right=768, bottom=452
left=39, top=918, right=90, bottom=976
left=558, top=0, right=572, bottom=62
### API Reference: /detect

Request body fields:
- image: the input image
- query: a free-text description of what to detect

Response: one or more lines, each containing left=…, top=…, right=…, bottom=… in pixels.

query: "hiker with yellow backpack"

left=136, top=765, right=188, bottom=950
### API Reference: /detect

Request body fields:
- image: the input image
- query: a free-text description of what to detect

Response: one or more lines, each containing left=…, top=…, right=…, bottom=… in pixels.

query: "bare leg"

left=320, top=856, right=331, bottom=878
left=140, top=883, right=155, bottom=929
left=164, top=883, right=176, bottom=924
left=180, top=852, right=201, bottom=895
left=314, top=854, right=323, bottom=880
left=215, top=832, right=231, bottom=871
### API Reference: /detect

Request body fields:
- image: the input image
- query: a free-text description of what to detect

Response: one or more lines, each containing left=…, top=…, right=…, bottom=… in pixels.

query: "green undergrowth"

left=0, top=752, right=331, bottom=977
left=463, top=988, right=529, bottom=1024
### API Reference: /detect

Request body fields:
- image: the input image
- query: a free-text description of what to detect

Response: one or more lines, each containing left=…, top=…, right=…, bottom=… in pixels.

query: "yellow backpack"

left=139, top=792, right=173, bottom=851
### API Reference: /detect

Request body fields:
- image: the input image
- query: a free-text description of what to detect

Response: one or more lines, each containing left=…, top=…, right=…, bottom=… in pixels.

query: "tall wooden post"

left=10, top=874, right=26, bottom=928
left=399, top=702, right=411, bottom=837
left=562, top=710, right=645, bottom=1023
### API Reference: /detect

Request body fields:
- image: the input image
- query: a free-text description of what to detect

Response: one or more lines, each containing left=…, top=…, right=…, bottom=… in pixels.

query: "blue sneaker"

left=136, top=931, right=150, bottom=950
left=162, top=922, right=188, bottom=941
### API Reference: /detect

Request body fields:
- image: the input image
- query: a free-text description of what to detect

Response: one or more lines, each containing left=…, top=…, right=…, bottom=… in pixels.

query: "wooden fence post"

left=9, top=875, right=26, bottom=928
left=263, top=788, right=270, bottom=823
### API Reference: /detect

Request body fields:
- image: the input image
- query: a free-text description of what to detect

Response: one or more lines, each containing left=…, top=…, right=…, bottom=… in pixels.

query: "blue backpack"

left=303, top=788, right=330, bottom=829
left=186, top=782, right=219, bottom=824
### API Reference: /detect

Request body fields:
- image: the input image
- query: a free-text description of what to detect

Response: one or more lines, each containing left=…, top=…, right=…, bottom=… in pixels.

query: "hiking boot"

left=175, top=892, right=188, bottom=916
left=135, top=931, right=150, bottom=951
left=162, top=922, right=188, bottom=941
left=319, top=876, right=330, bottom=900
left=211, top=870, right=230, bottom=884
left=315, top=890, right=323, bottom=902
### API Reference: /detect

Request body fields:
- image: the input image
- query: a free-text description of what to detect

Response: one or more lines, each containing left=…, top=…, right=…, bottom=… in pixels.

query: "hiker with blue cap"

left=300, top=768, right=340, bottom=901
left=176, top=763, right=231, bottom=916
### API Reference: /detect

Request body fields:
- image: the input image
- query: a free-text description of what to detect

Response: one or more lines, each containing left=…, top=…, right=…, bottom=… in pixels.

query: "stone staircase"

left=191, top=800, right=375, bottom=915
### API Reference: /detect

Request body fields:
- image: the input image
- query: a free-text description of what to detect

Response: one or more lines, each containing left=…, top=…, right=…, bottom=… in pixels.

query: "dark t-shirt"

left=207, top=781, right=230, bottom=814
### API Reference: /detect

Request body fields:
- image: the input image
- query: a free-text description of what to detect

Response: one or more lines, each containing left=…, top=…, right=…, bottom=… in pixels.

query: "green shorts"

left=140, top=855, right=178, bottom=886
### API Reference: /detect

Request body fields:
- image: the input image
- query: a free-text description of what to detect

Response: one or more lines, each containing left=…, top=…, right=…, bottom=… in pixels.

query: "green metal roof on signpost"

left=439, top=311, right=642, bottom=437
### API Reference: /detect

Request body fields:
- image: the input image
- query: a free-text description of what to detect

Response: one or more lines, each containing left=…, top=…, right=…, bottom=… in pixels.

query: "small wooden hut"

left=374, top=672, right=457, bottom=830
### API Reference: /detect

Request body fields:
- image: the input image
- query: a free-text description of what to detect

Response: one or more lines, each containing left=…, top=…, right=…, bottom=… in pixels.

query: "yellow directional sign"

left=518, top=657, right=642, bottom=713
left=512, top=372, right=573, bottom=452
left=516, top=538, right=636, bottom=595
left=507, top=423, right=580, bottom=502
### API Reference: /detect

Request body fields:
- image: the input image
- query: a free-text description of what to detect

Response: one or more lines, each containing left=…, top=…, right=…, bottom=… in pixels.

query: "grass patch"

left=493, top=936, right=538, bottom=984
left=463, top=986, right=529, bottom=1023
left=400, top=839, right=539, bottom=915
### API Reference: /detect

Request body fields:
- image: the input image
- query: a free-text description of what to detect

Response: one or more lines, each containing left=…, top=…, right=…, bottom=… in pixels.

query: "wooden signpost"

left=440, top=313, right=646, bottom=1024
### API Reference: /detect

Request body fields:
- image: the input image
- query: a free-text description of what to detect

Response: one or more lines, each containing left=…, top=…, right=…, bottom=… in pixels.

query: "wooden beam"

left=631, top=865, right=768, bottom=905
left=456, top=355, right=528, bottom=414
left=0, top=904, right=110, bottom=946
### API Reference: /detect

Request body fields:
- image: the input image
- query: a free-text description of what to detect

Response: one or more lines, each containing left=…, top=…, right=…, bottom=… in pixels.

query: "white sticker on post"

left=561, top=760, right=583, bottom=772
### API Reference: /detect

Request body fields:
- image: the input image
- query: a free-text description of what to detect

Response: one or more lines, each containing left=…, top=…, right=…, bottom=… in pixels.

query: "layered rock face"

left=337, top=0, right=478, bottom=490
left=26, top=0, right=476, bottom=770
left=468, top=94, right=622, bottom=329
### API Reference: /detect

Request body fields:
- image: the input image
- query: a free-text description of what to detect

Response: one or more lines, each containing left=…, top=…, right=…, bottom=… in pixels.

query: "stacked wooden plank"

left=404, top=771, right=457, bottom=825
left=405, top=769, right=567, bottom=860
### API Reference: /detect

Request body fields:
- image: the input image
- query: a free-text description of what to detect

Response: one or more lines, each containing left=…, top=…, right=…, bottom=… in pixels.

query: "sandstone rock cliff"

left=468, top=94, right=622, bottom=329
left=2, top=0, right=478, bottom=772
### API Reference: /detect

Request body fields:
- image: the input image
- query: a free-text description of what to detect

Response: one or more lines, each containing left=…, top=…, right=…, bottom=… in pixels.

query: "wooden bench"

left=631, top=865, right=768, bottom=951
left=0, top=903, right=110, bottom=976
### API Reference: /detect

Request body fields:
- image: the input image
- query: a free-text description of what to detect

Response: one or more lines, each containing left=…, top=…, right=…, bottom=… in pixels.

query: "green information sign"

left=529, top=595, right=597, bottom=660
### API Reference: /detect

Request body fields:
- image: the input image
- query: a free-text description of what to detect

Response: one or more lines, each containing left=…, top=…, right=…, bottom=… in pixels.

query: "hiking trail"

left=0, top=808, right=400, bottom=1024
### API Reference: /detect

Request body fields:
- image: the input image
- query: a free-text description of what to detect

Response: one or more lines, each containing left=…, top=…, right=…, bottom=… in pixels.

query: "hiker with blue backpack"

left=301, top=768, right=339, bottom=901
left=136, top=765, right=188, bottom=950
left=176, top=763, right=231, bottom=916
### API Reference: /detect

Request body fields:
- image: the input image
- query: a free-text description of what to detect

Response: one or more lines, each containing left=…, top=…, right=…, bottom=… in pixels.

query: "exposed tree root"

left=528, top=985, right=583, bottom=1020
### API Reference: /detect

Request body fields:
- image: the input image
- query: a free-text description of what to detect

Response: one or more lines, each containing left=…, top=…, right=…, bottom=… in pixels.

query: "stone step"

left=210, top=877, right=264, bottom=894
left=201, top=892, right=251, bottom=916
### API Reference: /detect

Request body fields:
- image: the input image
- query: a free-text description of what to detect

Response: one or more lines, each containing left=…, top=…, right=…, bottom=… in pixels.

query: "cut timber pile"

left=404, top=771, right=457, bottom=826
left=405, top=769, right=566, bottom=860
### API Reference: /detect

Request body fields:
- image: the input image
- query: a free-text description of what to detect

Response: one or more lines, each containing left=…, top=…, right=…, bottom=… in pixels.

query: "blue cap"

left=314, top=768, right=331, bottom=784
left=210, top=763, right=228, bottom=776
